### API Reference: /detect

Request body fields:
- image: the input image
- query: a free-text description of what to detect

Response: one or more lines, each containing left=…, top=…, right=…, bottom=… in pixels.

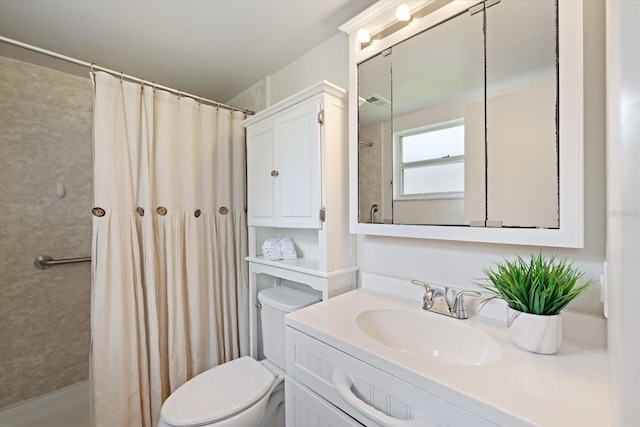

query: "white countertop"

left=285, top=288, right=611, bottom=427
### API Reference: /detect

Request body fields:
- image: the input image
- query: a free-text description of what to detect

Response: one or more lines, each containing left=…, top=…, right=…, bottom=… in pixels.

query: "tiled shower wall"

left=0, top=56, right=92, bottom=408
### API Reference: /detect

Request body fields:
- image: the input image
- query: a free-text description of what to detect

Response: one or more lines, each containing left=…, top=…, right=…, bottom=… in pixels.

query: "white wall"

left=245, top=1, right=606, bottom=316
left=605, top=1, right=640, bottom=425
left=268, top=33, right=350, bottom=105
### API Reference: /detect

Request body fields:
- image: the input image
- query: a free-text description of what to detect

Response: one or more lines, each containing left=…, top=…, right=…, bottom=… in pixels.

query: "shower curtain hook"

left=90, top=63, right=95, bottom=74
left=119, top=71, right=123, bottom=83
left=152, top=81, right=157, bottom=93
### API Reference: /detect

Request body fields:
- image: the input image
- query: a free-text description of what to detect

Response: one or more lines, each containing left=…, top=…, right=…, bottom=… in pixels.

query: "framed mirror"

left=344, top=0, right=584, bottom=247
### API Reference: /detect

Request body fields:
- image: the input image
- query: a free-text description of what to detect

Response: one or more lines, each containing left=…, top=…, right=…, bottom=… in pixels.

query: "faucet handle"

left=453, top=290, right=481, bottom=319
left=411, top=280, right=432, bottom=292
left=412, top=280, right=435, bottom=310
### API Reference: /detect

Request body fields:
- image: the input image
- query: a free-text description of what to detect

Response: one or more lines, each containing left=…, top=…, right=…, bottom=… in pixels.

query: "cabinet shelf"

left=246, top=256, right=358, bottom=279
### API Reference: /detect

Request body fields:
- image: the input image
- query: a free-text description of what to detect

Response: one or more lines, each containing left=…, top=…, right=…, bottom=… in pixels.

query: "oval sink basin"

left=356, top=309, right=502, bottom=365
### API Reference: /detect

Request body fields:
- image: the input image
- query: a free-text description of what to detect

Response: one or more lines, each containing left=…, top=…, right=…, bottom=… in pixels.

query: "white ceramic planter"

left=506, top=307, right=562, bottom=354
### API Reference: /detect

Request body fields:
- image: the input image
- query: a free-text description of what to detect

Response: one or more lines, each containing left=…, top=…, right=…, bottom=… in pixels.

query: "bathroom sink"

left=356, top=309, right=502, bottom=365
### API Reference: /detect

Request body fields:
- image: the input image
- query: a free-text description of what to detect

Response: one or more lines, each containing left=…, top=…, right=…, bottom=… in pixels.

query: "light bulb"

left=357, top=28, right=371, bottom=44
left=396, top=4, right=412, bottom=22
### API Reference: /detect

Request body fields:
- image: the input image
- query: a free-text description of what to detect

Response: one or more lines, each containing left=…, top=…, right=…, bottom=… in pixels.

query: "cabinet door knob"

left=271, top=170, right=279, bottom=177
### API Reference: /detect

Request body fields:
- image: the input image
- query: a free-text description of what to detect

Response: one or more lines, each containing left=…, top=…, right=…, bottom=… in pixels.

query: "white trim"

left=242, top=81, right=346, bottom=127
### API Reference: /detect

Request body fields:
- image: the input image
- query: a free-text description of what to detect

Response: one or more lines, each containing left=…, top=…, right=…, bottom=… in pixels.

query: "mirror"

left=358, top=52, right=392, bottom=224
left=357, top=0, right=558, bottom=228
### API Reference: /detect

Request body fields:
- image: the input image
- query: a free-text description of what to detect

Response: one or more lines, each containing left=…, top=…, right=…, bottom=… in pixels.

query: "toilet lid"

left=160, top=357, right=275, bottom=426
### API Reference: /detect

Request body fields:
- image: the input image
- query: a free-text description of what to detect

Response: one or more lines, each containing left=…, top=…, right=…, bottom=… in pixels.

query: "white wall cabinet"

left=247, top=99, right=321, bottom=228
left=243, top=81, right=357, bottom=359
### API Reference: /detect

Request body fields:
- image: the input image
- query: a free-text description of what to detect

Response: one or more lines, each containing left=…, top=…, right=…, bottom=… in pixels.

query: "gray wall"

left=0, top=56, right=92, bottom=408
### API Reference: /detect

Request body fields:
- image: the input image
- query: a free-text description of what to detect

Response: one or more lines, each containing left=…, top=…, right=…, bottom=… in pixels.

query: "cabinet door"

left=275, top=100, right=322, bottom=229
left=286, top=377, right=363, bottom=427
left=247, top=121, right=276, bottom=226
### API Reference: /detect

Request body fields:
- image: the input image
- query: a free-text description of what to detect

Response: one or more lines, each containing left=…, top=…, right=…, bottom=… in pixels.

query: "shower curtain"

left=90, top=71, right=249, bottom=427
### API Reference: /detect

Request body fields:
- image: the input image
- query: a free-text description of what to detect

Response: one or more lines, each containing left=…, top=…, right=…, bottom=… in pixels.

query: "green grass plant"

left=476, top=252, right=595, bottom=315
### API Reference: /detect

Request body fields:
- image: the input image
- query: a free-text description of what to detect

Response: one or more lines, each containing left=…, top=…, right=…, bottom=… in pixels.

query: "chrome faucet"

left=411, top=280, right=481, bottom=320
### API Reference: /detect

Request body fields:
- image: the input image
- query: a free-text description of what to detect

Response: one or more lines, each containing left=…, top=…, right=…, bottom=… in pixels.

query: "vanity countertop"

left=285, top=288, right=611, bottom=427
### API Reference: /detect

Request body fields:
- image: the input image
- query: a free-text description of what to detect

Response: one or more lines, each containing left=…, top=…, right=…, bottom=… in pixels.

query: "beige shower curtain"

left=90, top=71, right=249, bottom=427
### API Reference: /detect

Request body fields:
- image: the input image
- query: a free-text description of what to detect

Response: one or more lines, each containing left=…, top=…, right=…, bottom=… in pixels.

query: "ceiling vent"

left=364, top=93, right=390, bottom=107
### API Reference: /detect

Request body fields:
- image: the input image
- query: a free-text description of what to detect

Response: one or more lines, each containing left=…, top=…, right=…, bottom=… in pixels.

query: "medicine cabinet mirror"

left=345, top=0, right=584, bottom=247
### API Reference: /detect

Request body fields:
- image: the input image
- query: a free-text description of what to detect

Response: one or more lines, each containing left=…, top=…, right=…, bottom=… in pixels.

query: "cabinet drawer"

left=286, top=327, right=497, bottom=427
left=286, top=376, right=364, bottom=427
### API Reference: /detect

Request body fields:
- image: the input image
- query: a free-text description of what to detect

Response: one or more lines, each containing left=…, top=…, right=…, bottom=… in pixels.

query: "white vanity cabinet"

left=243, top=81, right=357, bottom=360
left=285, top=327, right=497, bottom=427
left=284, top=283, right=611, bottom=427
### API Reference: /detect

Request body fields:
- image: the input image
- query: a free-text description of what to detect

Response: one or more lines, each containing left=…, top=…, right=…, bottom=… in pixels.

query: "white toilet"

left=159, top=285, right=321, bottom=427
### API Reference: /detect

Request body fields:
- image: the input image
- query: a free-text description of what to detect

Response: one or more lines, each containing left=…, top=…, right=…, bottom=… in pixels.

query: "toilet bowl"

left=159, top=286, right=320, bottom=427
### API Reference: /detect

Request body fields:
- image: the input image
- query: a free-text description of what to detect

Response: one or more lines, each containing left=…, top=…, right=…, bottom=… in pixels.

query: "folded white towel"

left=263, top=249, right=282, bottom=261
left=261, top=237, right=297, bottom=260
left=279, top=237, right=297, bottom=259
left=262, top=239, right=280, bottom=249
left=279, top=238, right=295, bottom=249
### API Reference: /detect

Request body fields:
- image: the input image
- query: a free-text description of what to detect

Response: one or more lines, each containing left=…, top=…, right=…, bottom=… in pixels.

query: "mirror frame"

left=340, top=0, right=584, bottom=248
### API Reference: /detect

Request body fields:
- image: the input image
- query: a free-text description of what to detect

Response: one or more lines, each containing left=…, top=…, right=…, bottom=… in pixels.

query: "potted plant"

left=476, top=252, right=595, bottom=354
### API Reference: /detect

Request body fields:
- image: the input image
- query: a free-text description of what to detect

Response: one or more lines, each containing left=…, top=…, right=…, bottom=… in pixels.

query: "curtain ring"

left=140, top=78, right=144, bottom=92
left=90, top=63, right=95, bottom=73
left=177, top=90, right=181, bottom=100
left=152, top=81, right=157, bottom=93
left=119, top=71, right=123, bottom=83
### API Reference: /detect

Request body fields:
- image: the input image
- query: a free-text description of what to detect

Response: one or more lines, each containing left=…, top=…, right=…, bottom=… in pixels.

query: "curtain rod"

left=0, top=35, right=254, bottom=115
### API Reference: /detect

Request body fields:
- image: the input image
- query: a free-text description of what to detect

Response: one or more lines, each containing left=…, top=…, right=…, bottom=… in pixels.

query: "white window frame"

left=393, top=119, right=465, bottom=201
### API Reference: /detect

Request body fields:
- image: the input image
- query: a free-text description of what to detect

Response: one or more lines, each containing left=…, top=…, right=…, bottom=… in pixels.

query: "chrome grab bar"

left=34, top=255, right=91, bottom=270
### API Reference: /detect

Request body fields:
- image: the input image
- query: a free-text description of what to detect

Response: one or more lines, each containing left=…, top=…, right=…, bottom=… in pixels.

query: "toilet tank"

left=258, top=286, right=321, bottom=370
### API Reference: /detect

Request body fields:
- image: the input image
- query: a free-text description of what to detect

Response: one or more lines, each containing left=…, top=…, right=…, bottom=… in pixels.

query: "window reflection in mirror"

left=391, top=6, right=483, bottom=226
left=394, top=121, right=465, bottom=198
left=357, top=0, right=559, bottom=228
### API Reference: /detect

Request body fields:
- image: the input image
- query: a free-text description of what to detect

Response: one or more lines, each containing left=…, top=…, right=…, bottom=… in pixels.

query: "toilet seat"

left=160, top=356, right=275, bottom=426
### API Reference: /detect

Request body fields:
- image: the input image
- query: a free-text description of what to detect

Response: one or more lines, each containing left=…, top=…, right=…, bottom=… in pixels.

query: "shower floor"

left=0, top=381, right=90, bottom=427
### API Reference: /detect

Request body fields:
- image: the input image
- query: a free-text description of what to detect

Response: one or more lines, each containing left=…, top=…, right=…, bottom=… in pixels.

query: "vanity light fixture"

left=356, top=1, right=450, bottom=50
left=357, top=28, right=371, bottom=44
left=395, top=4, right=412, bottom=22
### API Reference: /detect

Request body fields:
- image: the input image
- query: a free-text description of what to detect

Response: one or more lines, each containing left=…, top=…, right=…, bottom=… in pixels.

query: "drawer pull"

left=331, top=369, right=441, bottom=427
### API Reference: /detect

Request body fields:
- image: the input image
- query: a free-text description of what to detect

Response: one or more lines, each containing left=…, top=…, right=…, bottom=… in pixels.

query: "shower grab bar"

left=34, top=255, right=91, bottom=270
